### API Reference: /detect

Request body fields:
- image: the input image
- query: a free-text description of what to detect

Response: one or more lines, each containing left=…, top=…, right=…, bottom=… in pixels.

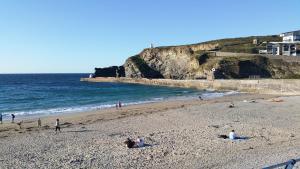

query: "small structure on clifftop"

left=253, top=38, right=258, bottom=45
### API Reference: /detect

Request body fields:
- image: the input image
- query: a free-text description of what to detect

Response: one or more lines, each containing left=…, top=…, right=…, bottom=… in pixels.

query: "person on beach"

left=199, top=96, right=203, bottom=100
left=116, top=103, right=119, bottom=109
left=38, top=118, right=41, bottom=128
left=229, top=102, right=235, bottom=108
left=124, top=138, right=136, bottom=148
left=55, top=119, right=61, bottom=133
left=229, top=130, right=237, bottom=140
left=0, top=113, right=2, bottom=124
left=118, top=101, right=122, bottom=108
left=17, top=121, right=23, bottom=129
left=11, top=114, right=15, bottom=123
left=136, top=137, right=145, bottom=147
left=124, top=137, right=145, bottom=148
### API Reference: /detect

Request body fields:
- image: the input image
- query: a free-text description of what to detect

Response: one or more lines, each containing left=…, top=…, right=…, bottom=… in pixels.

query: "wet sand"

left=1, top=93, right=300, bottom=169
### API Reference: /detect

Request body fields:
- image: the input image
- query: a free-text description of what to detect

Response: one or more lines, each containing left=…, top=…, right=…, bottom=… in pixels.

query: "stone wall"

left=81, top=77, right=300, bottom=95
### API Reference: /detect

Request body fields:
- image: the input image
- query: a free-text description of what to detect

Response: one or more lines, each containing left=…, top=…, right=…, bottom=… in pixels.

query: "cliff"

left=95, top=35, right=300, bottom=79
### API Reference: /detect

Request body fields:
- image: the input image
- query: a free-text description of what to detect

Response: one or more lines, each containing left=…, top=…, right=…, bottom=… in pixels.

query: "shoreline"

left=0, top=89, right=238, bottom=122
left=0, top=93, right=276, bottom=137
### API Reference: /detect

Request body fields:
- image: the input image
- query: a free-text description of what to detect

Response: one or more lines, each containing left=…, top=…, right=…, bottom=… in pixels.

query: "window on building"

left=283, top=45, right=289, bottom=51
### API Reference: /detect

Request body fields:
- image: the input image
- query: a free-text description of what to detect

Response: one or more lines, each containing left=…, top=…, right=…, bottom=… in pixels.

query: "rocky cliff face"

left=96, top=35, right=300, bottom=79
left=94, top=66, right=125, bottom=77
left=124, top=44, right=218, bottom=79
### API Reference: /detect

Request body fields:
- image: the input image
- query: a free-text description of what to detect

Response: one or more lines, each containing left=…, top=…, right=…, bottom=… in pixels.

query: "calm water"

left=0, top=74, right=232, bottom=119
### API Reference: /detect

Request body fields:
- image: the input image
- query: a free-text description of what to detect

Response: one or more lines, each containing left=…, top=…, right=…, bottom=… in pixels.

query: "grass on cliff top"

left=152, top=35, right=281, bottom=54
left=207, top=35, right=281, bottom=54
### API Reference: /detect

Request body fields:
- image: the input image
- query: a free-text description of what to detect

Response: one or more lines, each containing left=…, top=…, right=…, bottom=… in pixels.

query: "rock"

left=94, top=66, right=125, bottom=77
left=146, top=155, right=153, bottom=160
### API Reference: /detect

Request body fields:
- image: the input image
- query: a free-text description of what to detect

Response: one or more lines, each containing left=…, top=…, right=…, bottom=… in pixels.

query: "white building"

left=263, top=30, right=300, bottom=56
left=281, top=30, right=300, bottom=42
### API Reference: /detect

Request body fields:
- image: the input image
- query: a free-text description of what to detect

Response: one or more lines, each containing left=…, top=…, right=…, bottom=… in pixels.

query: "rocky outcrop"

left=124, top=50, right=300, bottom=79
left=94, top=66, right=125, bottom=77
left=124, top=55, right=164, bottom=78
left=124, top=44, right=219, bottom=79
left=95, top=35, right=300, bottom=79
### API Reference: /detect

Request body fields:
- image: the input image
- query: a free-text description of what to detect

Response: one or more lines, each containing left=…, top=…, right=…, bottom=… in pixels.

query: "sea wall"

left=80, top=77, right=300, bottom=95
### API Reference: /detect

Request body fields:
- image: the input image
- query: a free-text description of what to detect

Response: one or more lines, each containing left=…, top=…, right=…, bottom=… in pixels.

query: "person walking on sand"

left=0, top=113, right=2, bottom=124
left=38, top=118, right=41, bottom=128
left=55, top=119, right=61, bottom=133
left=11, top=114, right=15, bottom=123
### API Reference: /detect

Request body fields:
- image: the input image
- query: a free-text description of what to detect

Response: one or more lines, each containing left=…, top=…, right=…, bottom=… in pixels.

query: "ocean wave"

left=1, top=100, right=159, bottom=119
left=1, top=90, right=239, bottom=119
left=200, top=90, right=239, bottom=99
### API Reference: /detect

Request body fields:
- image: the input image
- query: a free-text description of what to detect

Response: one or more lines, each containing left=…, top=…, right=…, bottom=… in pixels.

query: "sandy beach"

left=1, top=93, right=300, bottom=169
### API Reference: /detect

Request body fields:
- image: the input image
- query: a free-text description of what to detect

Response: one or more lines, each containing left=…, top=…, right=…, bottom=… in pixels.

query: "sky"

left=0, top=0, right=299, bottom=73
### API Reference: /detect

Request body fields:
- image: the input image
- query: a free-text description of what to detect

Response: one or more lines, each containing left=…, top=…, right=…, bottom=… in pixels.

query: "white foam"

left=2, top=99, right=160, bottom=119
left=2, top=90, right=239, bottom=119
left=200, top=90, right=239, bottom=99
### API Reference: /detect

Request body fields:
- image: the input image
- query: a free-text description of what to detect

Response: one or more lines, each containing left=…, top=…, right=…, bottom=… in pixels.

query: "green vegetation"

left=152, top=35, right=281, bottom=54
left=202, top=35, right=281, bottom=54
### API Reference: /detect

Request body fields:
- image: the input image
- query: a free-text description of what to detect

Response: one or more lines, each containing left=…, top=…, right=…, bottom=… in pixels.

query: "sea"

left=0, top=74, right=236, bottom=120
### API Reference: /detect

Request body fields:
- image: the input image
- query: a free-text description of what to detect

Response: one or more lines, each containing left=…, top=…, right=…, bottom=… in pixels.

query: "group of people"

left=0, top=113, right=61, bottom=133
left=124, top=137, right=145, bottom=148
left=0, top=113, right=15, bottom=124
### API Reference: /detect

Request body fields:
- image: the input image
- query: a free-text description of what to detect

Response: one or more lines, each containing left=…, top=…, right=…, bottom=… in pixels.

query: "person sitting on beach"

left=55, top=119, right=61, bottom=133
left=229, top=102, right=235, bottom=108
left=229, top=130, right=237, bottom=140
left=136, top=137, right=145, bottom=147
left=124, top=137, right=146, bottom=148
left=124, top=138, right=136, bottom=148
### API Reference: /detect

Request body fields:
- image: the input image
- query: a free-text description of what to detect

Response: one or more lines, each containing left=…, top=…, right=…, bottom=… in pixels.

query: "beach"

left=1, top=93, right=300, bottom=169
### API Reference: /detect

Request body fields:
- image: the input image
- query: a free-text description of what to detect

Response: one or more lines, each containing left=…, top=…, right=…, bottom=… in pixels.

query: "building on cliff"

left=261, top=30, right=300, bottom=56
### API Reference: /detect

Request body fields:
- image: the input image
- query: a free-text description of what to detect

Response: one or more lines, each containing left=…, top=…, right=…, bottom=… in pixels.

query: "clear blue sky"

left=0, top=0, right=299, bottom=73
